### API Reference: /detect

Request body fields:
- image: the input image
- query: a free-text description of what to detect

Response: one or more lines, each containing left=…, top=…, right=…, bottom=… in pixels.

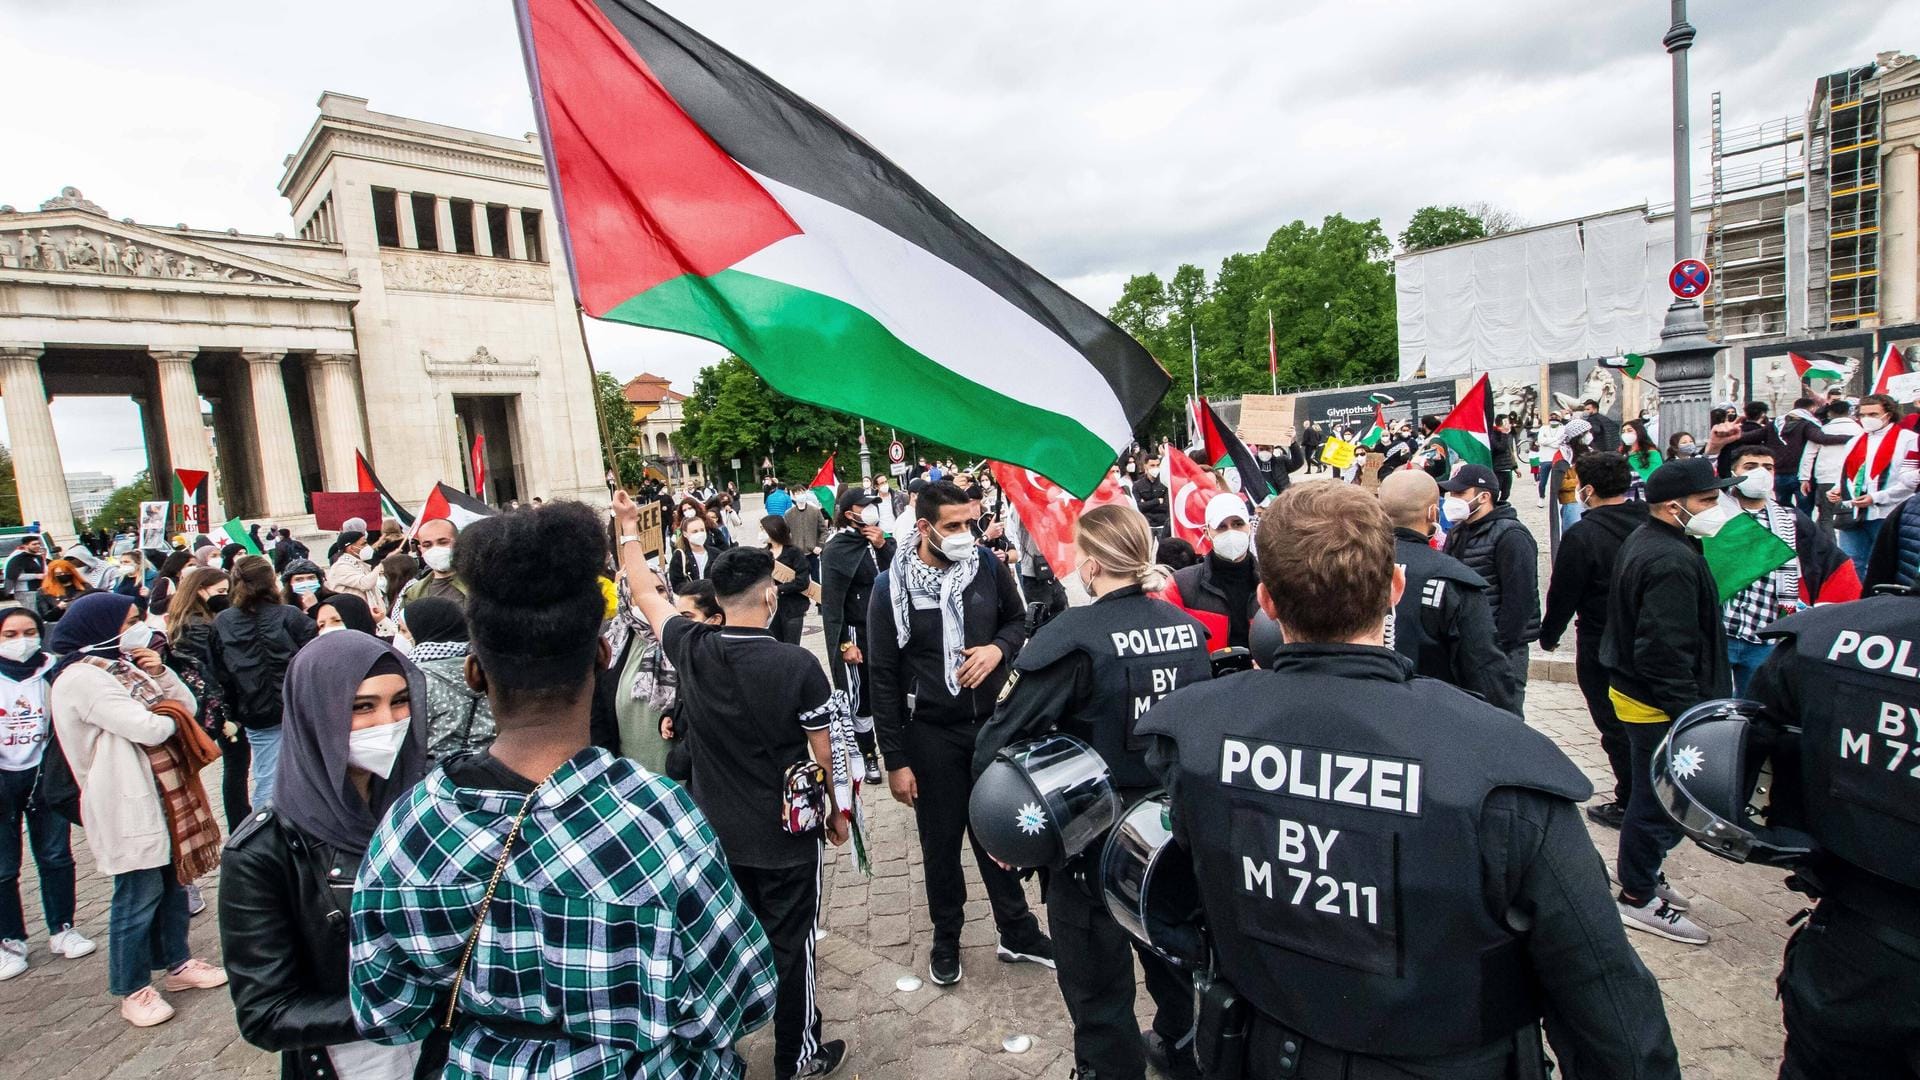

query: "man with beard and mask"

left=1540, top=452, right=1647, bottom=830
left=1378, top=471, right=1517, bottom=715
left=1600, top=458, right=1736, bottom=946
left=1441, top=464, right=1540, bottom=709
left=398, top=517, right=465, bottom=609
left=1162, top=493, right=1259, bottom=653
left=867, top=481, right=1051, bottom=988
left=1720, top=445, right=1856, bottom=694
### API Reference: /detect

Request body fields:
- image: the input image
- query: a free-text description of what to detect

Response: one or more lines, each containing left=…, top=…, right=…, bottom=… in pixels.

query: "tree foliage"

left=0, top=445, right=17, bottom=528
left=1398, top=205, right=1487, bottom=252
left=1108, top=214, right=1399, bottom=442
left=88, top=470, right=151, bottom=534
left=593, top=370, right=647, bottom=490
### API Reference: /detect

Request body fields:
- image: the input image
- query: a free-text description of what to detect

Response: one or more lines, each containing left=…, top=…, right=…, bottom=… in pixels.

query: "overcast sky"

left=1, top=0, right=1911, bottom=483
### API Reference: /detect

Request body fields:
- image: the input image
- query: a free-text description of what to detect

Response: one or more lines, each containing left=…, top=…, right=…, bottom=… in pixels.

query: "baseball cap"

left=1644, top=458, right=1738, bottom=504
left=1204, top=492, right=1249, bottom=531
left=1437, top=464, right=1500, bottom=494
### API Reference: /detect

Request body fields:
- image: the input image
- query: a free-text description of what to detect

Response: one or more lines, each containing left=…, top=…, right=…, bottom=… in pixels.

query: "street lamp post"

left=858, top=419, right=873, bottom=488
left=1649, top=0, right=1719, bottom=444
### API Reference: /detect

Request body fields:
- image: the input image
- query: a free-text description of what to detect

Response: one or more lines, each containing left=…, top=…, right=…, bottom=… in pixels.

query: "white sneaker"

left=185, top=883, right=206, bottom=917
left=0, top=939, right=27, bottom=981
left=1618, top=896, right=1710, bottom=945
left=49, top=927, right=96, bottom=959
left=1608, top=866, right=1690, bottom=912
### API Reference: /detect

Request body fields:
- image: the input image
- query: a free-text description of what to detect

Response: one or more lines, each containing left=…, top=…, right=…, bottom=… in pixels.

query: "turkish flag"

left=469, top=433, right=487, bottom=498
left=1161, top=444, right=1220, bottom=554
left=989, top=463, right=1130, bottom=575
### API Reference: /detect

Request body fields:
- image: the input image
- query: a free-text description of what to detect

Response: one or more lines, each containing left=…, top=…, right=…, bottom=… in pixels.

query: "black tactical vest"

left=1762, top=597, right=1920, bottom=892
left=1013, top=585, right=1212, bottom=791
left=1136, top=645, right=1592, bottom=1057
left=1389, top=536, right=1485, bottom=682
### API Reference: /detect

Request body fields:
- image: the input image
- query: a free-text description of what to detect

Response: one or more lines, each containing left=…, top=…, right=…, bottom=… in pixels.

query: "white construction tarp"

left=1396, top=207, right=1700, bottom=379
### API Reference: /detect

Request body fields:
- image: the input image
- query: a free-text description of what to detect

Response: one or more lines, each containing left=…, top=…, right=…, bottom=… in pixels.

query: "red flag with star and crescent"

left=989, top=463, right=1131, bottom=575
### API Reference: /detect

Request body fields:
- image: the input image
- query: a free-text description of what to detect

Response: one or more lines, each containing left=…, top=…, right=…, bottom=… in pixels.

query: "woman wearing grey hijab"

left=216, top=630, right=442, bottom=1079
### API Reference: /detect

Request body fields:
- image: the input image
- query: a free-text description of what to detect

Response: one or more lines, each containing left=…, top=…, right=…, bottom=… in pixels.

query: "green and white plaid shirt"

left=350, top=747, right=776, bottom=1078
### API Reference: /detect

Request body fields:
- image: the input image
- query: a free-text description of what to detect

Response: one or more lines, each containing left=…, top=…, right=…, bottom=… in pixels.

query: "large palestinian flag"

left=355, top=451, right=415, bottom=528
left=1789, top=351, right=1852, bottom=385
left=172, top=469, right=209, bottom=534
left=1432, top=374, right=1494, bottom=467
left=1872, top=342, right=1909, bottom=396
left=414, top=483, right=498, bottom=534
left=516, top=0, right=1168, bottom=497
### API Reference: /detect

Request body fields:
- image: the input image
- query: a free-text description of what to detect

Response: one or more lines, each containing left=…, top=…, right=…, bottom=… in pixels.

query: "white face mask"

left=421, top=546, right=455, bottom=573
left=1621, top=430, right=1638, bottom=446
left=346, top=720, right=409, bottom=779
left=1861, top=415, right=1888, bottom=433
left=685, top=529, right=707, bottom=548
left=0, top=637, right=39, bottom=663
left=859, top=506, right=882, bottom=527
left=1440, top=495, right=1473, bottom=524
left=1678, top=501, right=1734, bottom=539
left=1211, top=529, right=1251, bottom=562
left=119, top=625, right=154, bottom=657
left=938, top=531, right=977, bottom=561
left=1735, top=468, right=1774, bottom=499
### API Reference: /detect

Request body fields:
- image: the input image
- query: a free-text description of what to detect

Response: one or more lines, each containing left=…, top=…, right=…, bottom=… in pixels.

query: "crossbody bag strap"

left=441, top=785, right=542, bottom=1032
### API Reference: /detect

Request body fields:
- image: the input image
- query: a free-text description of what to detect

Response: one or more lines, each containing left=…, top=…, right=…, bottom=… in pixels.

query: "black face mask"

left=207, top=594, right=231, bottom=614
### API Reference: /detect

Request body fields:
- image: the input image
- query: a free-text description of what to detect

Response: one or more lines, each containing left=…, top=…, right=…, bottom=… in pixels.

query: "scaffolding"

left=1707, top=92, right=1805, bottom=341
left=1810, top=64, right=1882, bottom=327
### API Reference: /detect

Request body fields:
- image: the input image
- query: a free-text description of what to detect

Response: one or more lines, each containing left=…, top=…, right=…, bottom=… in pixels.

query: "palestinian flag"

left=1872, top=342, right=1909, bottom=396
left=1432, top=374, right=1494, bottom=467
left=1198, top=397, right=1272, bottom=501
left=1600, top=353, right=1648, bottom=379
left=415, top=483, right=497, bottom=533
left=1357, top=404, right=1388, bottom=449
left=809, top=456, right=839, bottom=519
left=1367, top=392, right=1397, bottom=406
left=355, top=451, right=415, bottom=528
left=172, top=469, right=209, bottom=535
left=1841, top=428, right=1898, bottom=499
left=516, top=0, right=1168, bottom=498
left=1789, top=351, right=1852, bottom=384
left=1701, top=511, right=1795, bottom=604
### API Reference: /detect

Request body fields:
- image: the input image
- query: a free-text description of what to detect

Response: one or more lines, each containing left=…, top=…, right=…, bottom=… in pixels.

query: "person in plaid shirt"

left=350, top=503, right=775, bottom=1077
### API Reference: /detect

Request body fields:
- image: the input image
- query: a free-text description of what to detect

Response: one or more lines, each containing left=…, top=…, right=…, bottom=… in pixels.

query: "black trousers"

left=1496, top=467, right=1515, bottom=504
left=1049, top=872, right=1193, bottom=1079
left=1615, top=719, right=1684, bottom=901
left=772, top=606, right=806, bottom=646
left=1574, top=637, right=1631, bottom=805
left=1779, top=901, right=1920, bottom=1079
left=218, top=729, right=252, bottom=831
left=733, top=850, right=824, bottom=1079
left=906, top=720, right=1042, bottom=948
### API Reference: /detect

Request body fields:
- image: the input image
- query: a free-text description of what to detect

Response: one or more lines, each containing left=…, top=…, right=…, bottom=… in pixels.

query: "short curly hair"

left=455, top=501, right=607, bottom=698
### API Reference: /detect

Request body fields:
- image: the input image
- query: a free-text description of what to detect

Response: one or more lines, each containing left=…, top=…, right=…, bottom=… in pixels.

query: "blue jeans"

left=245, top=726, right=281, bottom=807
left=1835, top=519, right=1882, bottom=575
left=108, top=867, right=189, bottom=995
left=0, top=765, right=76, bottom=940
left=1727, top=639, right=1775, bottom=697
left=1559, top=500, right=1584, bottom=532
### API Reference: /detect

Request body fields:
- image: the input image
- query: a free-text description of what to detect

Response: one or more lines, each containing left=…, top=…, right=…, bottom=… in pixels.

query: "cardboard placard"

left=1236, top=394, right=1297, bottom=445
left=635, top=500, right=663, bottom=559
left=1888, top=371, right=1920, bottom=402
left=312, top=492, right=383, bottom=531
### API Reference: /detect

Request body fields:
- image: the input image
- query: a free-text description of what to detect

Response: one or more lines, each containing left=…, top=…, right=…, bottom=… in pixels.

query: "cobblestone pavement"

left=2, top=490, right=1796, bottom=1079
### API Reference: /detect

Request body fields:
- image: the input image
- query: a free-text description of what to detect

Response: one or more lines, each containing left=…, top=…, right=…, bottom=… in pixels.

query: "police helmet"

left=1209, top=647, right=1254, bottom=677
left=1653, top=698, right=1813, bottom=868
left=970, top=733, right=1121, bottom=870
left=1101, top=794, right=1208, bottom=970
left=1249, top=610, right=1284, bottom=668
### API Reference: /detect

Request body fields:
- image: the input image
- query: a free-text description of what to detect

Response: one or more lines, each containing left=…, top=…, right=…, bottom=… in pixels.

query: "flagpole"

left=1268, top=309, right=1278, bottom=396
left=1189, top=322, right=1200, bottom=397
left=574, top=304, right=622, bottom=499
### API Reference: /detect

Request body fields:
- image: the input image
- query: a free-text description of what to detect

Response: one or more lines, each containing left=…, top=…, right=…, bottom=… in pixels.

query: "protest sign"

left=138, top=501, right=170, bottom=550
left=1320, top=435, right=1357, bottom=470
left=313, top=492, right=383, bottom=531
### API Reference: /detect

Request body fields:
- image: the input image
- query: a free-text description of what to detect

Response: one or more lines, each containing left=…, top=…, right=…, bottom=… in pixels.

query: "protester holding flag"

left=1441, top=465, right=1541, bottom=709
left=1720, top=446, right=1858, bottom=694
left=1599, top=458, right=1736, bottom=946
left=1161, top=493, right=1259, bottom=653
left=1490, top=414, right=1520, bottom=503
left=819, top=485, right=889, bottom=784
left=1824, top=394, right=1919, bottom=571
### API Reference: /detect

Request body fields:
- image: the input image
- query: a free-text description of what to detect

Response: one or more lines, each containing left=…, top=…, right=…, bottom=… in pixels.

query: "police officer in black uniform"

left=1377, top=469, right=1519, bottom=714
left=1745, top=585, right=1920, bottom=1077
left=1136, top=483, right=1681, bottom=1080
left=975, top=503, right=1213, bottom=1080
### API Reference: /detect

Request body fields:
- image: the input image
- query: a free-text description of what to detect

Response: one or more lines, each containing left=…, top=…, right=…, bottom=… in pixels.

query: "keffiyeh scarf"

left=891, top=541, right=979, bottom=697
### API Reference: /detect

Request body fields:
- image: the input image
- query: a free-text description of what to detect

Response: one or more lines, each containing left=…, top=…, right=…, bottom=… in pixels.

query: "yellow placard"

left=1320, top=435, right=1356, bottom=470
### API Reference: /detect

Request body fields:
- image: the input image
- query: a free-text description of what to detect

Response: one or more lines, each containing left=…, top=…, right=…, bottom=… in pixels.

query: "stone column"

left=150, top=348, right=223, bottom=521
left=506, top=207, right=527, bottom=259
left=395, top=190, right=419, bottom=249
left=1882, top=145, right=1919, bottom=325
left=241, top=350, right=307, bottom=517
left=434, top=197, right=458, bottom=254
left=0, top=344, right=76, bottom=538
left=306, top=352, right=365, bottom=492
left=475, top=205, right=495, bottom=258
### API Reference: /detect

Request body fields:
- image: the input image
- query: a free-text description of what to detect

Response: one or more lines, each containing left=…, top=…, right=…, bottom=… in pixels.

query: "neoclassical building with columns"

left=0, top=92, right=608, bottom=541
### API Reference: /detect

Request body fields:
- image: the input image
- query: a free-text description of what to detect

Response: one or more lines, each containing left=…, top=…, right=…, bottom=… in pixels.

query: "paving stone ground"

left=0, top=486, right=1796, bottom=1079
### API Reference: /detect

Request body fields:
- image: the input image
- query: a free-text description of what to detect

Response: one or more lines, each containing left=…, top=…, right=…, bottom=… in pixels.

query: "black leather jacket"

left=218, top=809, right=445, bottom=1080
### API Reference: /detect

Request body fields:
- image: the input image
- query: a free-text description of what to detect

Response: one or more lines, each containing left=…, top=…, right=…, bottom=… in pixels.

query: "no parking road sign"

left=1669, top=258, right=1711, bottom=300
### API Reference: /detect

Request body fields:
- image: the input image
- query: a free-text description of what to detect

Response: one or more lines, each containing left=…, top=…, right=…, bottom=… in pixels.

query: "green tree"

left=0, top=445, right=18, bottom=527
left=1397, top=205, right=1487, bottom=252
left=88, top=470, right=151, bottom=534
left=593, top=370, right=647, bottom=491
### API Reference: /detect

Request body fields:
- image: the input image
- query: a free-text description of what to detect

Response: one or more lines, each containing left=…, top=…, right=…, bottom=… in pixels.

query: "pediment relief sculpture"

left=0, top=224, right=307, bottom=287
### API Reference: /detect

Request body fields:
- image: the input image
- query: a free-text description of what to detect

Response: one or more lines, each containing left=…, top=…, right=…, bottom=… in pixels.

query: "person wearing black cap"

left=1600, top=457, right=1736, bottom=945
left=1440, top=463, right=1540, bottom=709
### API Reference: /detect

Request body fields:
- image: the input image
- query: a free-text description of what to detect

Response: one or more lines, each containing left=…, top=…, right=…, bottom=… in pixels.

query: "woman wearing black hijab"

left=218, top=630, right=442, bottom=1079
left=312, top=594, right=378, bottom=637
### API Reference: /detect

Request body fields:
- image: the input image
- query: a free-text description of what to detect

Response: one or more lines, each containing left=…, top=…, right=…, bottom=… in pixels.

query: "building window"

left=521, top=208, right=544, bottom=262
left=372, top=188, right=401, bottom=247
left=449, top=198, right=477, bottom=255
left=485, top=204, right=511, bottom=258
left=411, top=193, right=439, bottom=251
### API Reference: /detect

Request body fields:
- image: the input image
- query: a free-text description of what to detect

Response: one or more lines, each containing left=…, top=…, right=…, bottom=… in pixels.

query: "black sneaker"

left=792, top=1039, right=847, bottom=1078
left=996, top=928, right=1056, bottom=970
left=1141, top=1030, right=1200, bottom=1079
left=929, top=944, right=962, bottom=986
left=1584, top=801, right=1626, bottom=830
